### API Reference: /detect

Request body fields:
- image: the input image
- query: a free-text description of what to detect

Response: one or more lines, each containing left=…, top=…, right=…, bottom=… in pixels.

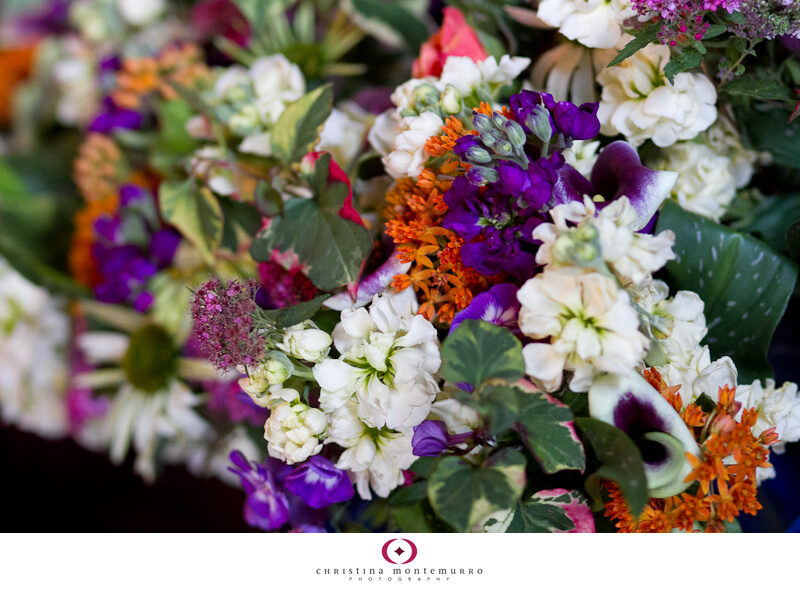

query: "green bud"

left=441, top=85, right=463, bottom=114
left=466, top=146, right=493, bottom=164
left=473, top=113, right=494, bottom=134
left=503, top=119, right=527, bottom=148
left=527, top=105, right=553, bottom=145
left=413, top=83, right=440, bottom=108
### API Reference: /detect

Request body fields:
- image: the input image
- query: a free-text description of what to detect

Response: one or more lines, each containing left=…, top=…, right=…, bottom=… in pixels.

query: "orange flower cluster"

left=68, top=193, right=119, bottom=287
left=73, top=133, right=128, bottom=202
left=0, top=45, right=35, bottom=125
left=112, top=43, right=210, bottom=111
left=604, top=368, right=776, bottom=533
left=384, top=115, right=500, bottom=325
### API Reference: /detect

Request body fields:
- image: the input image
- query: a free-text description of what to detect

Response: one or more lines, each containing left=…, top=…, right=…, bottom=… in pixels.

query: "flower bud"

left=466, top=165, right=499, bottom=186
left=279, top=322, right=332, bottom=363
left=526, top=104, right=553, bottom=145
left=472, top=113, right=494, bottom=134
left=465, top=145, right=493, bottom=164
left=413, top=83, right=440, bottom=108
left=502, top=119, right=527, bottom=148
left=441, top=85, right=463, bottom=114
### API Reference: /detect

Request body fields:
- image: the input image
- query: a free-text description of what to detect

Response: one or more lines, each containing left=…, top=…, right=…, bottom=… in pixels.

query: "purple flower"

left=205, top=378, right=268, bottom=426
left=509, top=90, right=600, bottom=143
left=412, top=420, right=450, bottom=456
left=228, top=451, right=290, bottom=531
left=88, top=97, right=142, bottom=134
left=551, top=101, right=601, bottom=141
left=449, top=284, right=520, bottom=335
left=283, top=456, right=354, bottom=508
left=553, top=141, right=678, bottom=231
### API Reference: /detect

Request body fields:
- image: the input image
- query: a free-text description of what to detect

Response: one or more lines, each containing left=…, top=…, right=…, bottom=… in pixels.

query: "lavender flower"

left=191, top=278, right=264, bottom=370
left=228, top=451, right=290, bottom=531
left=449, top=284, right=520, bottom=335
left=88, top=97, right=143, bottom=133
left=412, top=420, right=473, bottom=457
left=283, top=456, right=354, bottom=508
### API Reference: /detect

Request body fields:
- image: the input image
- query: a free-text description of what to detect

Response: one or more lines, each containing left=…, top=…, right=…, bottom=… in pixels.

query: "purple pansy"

left=283, top=455, right=354, bottom=508
left=449, top=284, right=520, bottom=335
left=228, top=451, right=291, bottom=531
left=88, top=97, right=143, bottom=134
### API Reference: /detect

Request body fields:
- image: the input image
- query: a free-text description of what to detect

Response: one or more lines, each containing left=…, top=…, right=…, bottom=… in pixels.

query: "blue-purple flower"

left=412, top=419, right=472, bottom=457
left=509, top=90, right=600, bottom=143
left=228, top=450, right=291, bottom=531
left=88, top=97, right=143, bottom=134
left=283, top=455, right=354, bottom=508
left=449, top=284, right=520, bottom=335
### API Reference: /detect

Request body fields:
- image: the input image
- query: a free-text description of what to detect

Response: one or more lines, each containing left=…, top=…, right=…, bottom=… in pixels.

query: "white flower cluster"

left=0, top=258, right=70, bottom=439
left=537, top=0, right=635, bottom=49
left=313, top=289, right=442, bottom=498
left=369, top=55, right=530, bottom=179
left=597, top=43, right=717, bottom=148
left=647, top=120, right=766, bottom=220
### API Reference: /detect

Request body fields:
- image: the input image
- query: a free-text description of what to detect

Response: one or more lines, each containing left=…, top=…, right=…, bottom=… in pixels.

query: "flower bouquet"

left=1, top=0, right=800, bottom=534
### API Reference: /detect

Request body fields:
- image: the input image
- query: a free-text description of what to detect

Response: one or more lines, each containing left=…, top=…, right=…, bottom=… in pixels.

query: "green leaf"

left=440, top=319, right=525, bottom=388
left=254, top=182, right=284, bottom=217
left=787, top=220, right=800, bottom=263
left=607, top=22, right=660, bottom=67
left=506, top=490, right=589, bottom=533
left=427, top=448, right=526, bottom=532
left=656, top=200, right=798, bottom=382
left=513, top=386, right=586, bottom=474
left=476, top=383, right=520, bottom=437
left=704, top=24, right=727, bottom=39
left=351, top=0, right=429, bottom=51
left=730, top=195, right=800, bottom=255
left=739, top=105, right=800, bottom=170
left=219, top=197, right=262, bottom=251
left=270, top=84, right=333, bottom=164
left=729, top=11, right=745, bottom=24
left=723, top=76, right=794, bottom=101
left=576, top=417, right=648, bottom=517
left=259, top=294, right=330, bottom=329
left=250, top=196, right=371, bottom=291
left=159, top=179, right=223, bottom=264
left=663, top=49, right=703, bottom=84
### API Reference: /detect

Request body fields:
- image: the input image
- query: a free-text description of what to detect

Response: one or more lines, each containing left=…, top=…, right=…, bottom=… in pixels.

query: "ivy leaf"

left=663, top=49, right=703, bottom=84
left=656, top=200, right=798, bottom=382
left=159, top=179, right=223, bottom=264
left=607, top=22, right=660, bottom=67
left=513, top=385, right=586, bottom=474
left=258, top=294, right=330, bottom=329
left=427, top=448, right=526, bottom=532
left=270, top=84, right=332, bottom=164
left=506, top=489, right=592, bottom=533
left=351, top=0, right=429, bottom=51
left=440, top=319, right=525, bottom=388
left=576, top=417, right=648, bottom=517
left=250, top=157, right=371, bottom=291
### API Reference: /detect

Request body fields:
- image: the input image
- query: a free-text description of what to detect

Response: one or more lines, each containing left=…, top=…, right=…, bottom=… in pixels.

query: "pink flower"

left=301, top=151, right=365, bottom=227
left=412, top=7, right=487, bottom=78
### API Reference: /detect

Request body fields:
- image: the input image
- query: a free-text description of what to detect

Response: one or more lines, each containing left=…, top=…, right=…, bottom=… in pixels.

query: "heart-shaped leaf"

left=506, top=489, right=594, bottom=533
left=440, top=319, right=525, bottom=388
left=270, top=84, right=333, bottom=164
left=159, top=179, right=223, bottom=264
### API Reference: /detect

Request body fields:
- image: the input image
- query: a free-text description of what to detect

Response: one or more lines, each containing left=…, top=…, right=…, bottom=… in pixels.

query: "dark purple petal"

left=552, top=164, right=594, bottom=206
left=412, top=420, right=450, bottom=456
left=589, top=141, right=677, bottom=231
left=284, top=455, right=354, bottom=508
left=150, top=229, right=181, bottom=266
left=450, top=283, right=520, bottom=334
left=551, top=101, right=600, bottom=141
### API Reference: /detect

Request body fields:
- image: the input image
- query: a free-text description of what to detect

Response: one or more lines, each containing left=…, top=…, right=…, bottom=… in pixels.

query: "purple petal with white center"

left=588, top=373, right=700, bottom=498
left=283, top=455, right=354, bottom=509
left=449, top=284, right=520, bottom=335
left=324, top=249, right=411, bottom=310
left=589, top=141, right=677, bottom=231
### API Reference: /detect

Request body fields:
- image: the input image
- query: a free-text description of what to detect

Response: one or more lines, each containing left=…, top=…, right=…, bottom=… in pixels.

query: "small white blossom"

left=534, top=196, right=675, bottom=288
left=563, top=139, right=601, bottom=177
left=264, top=402, right=327, bottom=464
left=537, top=0, right=635, bottom=49
left=318, top=104, right=369, bottom=170
left=382, top=111, right=444, bottom=179
left=328, top=401, right=416, bottom=499
left=736, top=379, right=800, bottom=452
left=517, top=267, right=648, bottom=392
left=117, top=0, right=165, bottom=26
left=238, top=352, right=294, bottom=399
left=313, top=290, right=441, bottom=430
left=597, top=43, right=717, bottom=147
left=661, top=345, right=737, bottom=404
left=278, top=321, right=332, bottom=363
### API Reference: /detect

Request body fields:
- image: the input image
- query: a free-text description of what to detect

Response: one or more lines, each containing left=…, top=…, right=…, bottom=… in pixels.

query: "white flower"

left=318, top=104, right=369, bottom=170
left=563, top=139, right=601, bottom=177
left=382, top=111, right=444, bottom=179
left=250, top=55, right=306, bottom=112
left=531, top=42, right=617, bottom=103
left=537, top=0, right=635, bottom=49
left=50, top=39, right=99, bottom=126
left=117, top=0, right=165, bottom=26
left=367, top=111, right=400, bottom=157
left=597, top=43, right=717, bottom=147
left=648, top=141, right=737, bottom=220
left=264, top=402, right=327, bottom=464
left=661, top=346, right=737, bottom=404
left=653, top=289, right=708, bottom=365
left=278, top=321, right=332, bottom=363
left=534, top=196, right=675, bottom=288
left=0, top=258, right=70, bottom=439
left=238, top=352, right=294, bottom=399
left=328, top=401, right=416, bottom=499
left=430, top=398, right=480, bottom=435
left=705, top=117, right=766, bottom=188
left=517, top=267, right=648, bottom=392
left=440, top=55, right=530, bottom=96
left=736, top=379, right=800, bottom=452
left=313, top=290, right=441, bottom=430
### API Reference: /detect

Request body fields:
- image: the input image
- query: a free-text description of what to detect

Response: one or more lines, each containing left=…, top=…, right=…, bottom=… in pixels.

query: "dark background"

left=1, top=296, right=799, bottom=532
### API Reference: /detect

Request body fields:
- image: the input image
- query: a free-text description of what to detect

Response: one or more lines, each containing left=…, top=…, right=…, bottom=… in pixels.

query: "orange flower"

left=73, top=133, right=129, bottom=202
left=68, top=193, right=119, bottom=286
left=0, top=45, right=36, bottom=125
